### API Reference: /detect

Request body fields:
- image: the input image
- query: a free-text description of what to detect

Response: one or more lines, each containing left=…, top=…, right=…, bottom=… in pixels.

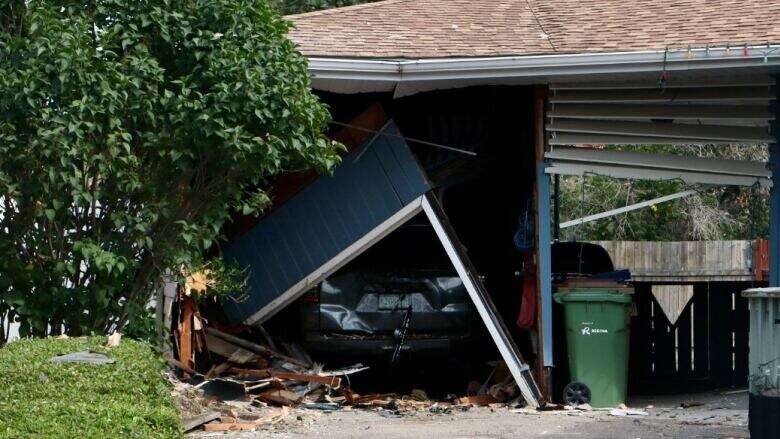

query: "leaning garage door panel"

left=222, top=122, right=431, bottom=325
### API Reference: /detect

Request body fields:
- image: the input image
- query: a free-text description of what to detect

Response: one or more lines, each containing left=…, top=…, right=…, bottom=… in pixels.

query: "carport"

left=222, top=0, right=780, bottom=406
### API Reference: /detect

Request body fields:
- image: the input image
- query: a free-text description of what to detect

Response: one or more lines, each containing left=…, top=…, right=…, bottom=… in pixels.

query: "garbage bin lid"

left=742, top=287, right=780, bottom=298
left=553, top=291, right=633, bottom=304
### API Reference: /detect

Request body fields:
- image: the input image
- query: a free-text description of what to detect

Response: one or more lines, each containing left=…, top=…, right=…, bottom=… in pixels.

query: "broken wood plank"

left=245, top=379, right=284, bottom=392
left=256, top=389, right=302, bottom=406
left=229, top=367, right=271, bottom=379
left=202, top=406, right=290, bottom=431
left=227, top=347, right=257, bottom=364
left=182, top=411, right=220, bottom=432
left=106, top=332, right=122, bottom=348
left=179, top=296, right=195, bottom=371
left=341, top=388, right=357, bottom=405
left=352, top=393, right=395, bottom=404
left=257, top=325, right=279, bottom=352
left=205, top=327, right=310, bottom=368
left=204, top=333, right=258, bottom=365
left=269, top=371, right=342, bottom=388
left=163, top=353, right=198, bottom=375
left=456, top=395, right=500, bottom=406
left=203, top=422, right=259, bottom=432
left=206, top=362, right=231, bottom=379
left=255, top=406, right=291, bottom=425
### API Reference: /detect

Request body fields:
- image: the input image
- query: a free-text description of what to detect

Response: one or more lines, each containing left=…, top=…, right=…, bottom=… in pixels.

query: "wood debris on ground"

left=106, top=332, right=122, bottom=347
left=166, top=290, right=529, bottom=432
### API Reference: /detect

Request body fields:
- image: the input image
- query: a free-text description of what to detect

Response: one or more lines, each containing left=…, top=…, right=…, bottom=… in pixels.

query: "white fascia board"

left=307, top=45, right=780, bottom=84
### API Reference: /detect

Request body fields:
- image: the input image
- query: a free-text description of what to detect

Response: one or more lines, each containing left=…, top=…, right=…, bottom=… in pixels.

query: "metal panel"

left=545, top=146, right=771, bottom=187
left=546, top=119, right=773, bottom=143
left=742, top=289, right=780, bottom=394
left=546, top=83, right=775, bottom=146
left=222, top=122, right=431, bottom=324
left=549, top=133, right=752, bottom=145
left=547, top=104, right=774, bottom=121
left=546, top=146, right=770, bottom=177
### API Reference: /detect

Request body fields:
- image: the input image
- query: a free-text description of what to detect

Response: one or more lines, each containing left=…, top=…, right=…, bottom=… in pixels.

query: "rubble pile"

left=166, top=280, right=526, bottom=433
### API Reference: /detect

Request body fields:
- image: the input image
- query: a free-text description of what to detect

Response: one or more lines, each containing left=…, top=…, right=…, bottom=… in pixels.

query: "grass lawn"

left=0, top=336, right=182, bottom=438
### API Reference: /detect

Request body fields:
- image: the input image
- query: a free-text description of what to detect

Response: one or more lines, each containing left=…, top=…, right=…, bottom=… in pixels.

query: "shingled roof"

left=287, top=0, right=780, bottom=59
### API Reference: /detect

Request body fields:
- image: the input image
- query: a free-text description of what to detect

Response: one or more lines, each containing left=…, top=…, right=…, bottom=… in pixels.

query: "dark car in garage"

left=298, top=217, right=480, bottom=365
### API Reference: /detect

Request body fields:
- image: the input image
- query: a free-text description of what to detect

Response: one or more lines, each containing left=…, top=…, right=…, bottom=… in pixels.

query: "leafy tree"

left=559, top=144, right=768, bottom=242
left=0, top=0, right=341, bottom=338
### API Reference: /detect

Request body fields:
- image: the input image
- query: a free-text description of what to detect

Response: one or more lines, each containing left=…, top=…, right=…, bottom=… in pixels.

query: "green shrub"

left=0, top=336, right=181, bottom=438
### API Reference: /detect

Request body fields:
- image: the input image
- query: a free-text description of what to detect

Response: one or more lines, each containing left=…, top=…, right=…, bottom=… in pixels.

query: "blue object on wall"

left=222, top=122, right=431, bottom=324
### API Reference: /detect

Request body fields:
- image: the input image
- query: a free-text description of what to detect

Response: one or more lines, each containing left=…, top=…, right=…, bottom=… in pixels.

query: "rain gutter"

left=307, top=44, right=780, bottom=82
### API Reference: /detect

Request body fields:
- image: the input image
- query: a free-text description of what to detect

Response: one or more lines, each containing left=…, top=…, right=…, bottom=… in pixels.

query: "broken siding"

left=222, top=123, right=431, bottom=324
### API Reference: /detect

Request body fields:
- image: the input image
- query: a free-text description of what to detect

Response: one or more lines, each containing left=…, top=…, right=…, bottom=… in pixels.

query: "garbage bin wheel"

left=563, top=381, right=592, bottom=406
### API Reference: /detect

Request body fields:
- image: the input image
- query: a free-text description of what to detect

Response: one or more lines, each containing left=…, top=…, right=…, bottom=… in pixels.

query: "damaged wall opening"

left=188, top=86, right=545, bottom=409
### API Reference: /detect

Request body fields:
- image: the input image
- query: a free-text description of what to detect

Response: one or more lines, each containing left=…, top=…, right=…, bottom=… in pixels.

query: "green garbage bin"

left=554, top=289, right=632, bottom=408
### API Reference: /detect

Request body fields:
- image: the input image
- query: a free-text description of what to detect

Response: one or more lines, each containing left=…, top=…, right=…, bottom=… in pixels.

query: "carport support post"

left=770, top=76, right=780, bottom=287
left=534, top=86, right=554, bottom=397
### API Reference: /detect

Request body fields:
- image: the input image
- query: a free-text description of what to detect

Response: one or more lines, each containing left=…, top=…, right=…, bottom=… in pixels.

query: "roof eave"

left=308, top=45, right=780, bottom=83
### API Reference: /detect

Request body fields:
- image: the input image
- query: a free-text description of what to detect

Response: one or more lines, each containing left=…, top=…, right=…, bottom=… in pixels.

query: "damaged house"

left=167, top=0, right=780, bottom=431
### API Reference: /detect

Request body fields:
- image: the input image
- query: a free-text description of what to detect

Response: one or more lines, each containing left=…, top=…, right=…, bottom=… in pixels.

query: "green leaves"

left=0, top=0, right=341, bottom=336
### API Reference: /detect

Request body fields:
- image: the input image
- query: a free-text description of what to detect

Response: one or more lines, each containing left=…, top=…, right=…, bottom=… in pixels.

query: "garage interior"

left=284, top=86, right=539, bottom=397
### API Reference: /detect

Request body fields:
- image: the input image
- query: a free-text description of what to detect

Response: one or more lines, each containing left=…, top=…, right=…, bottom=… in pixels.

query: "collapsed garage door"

left=222, top=121, right=543, bottom=407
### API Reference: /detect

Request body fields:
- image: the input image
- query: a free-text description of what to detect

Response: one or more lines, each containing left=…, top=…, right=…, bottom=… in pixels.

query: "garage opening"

left=182, top=86, right=546, bottom=410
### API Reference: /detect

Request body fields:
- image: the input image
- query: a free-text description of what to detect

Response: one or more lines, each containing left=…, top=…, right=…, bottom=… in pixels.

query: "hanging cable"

left=330, top=121, right=478, bottom=157
left=658, top=46, right=670, bottom=90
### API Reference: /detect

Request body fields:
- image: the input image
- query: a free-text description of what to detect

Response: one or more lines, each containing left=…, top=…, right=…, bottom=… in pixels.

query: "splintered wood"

left=269, top=371, right=342, bottom=388
left=202, top=407, right=290, bottom=432
left=178, top=296, right=195, bottom=373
